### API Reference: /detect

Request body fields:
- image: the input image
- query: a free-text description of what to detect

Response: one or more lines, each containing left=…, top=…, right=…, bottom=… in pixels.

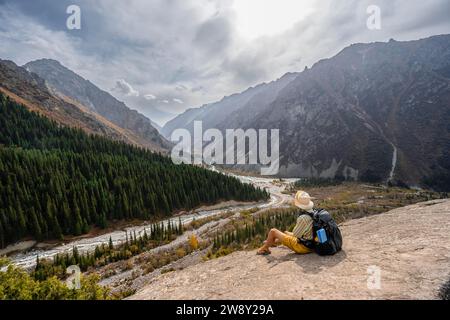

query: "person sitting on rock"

left=257, top=190, right=315, bottom=255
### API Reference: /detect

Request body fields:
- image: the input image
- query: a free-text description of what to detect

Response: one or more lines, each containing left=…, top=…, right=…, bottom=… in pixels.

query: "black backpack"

left=298, top=209, right=343, bottom=256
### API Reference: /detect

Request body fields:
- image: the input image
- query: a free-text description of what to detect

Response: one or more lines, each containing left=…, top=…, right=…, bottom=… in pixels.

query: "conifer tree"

left=0, top=93, right=269, bottom=248
left=108, top=236, right=114, bottom=250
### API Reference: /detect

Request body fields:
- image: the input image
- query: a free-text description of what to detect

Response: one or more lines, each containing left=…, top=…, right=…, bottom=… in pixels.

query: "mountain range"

left=162, top=34, right=450, bottom=191
left=0, top=59, right=170, bottom=153
left=0, top=34, right=449, bottom=191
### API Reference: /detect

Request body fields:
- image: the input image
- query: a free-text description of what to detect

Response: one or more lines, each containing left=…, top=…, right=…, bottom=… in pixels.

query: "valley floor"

left=130, top=199, right=450, bottom=300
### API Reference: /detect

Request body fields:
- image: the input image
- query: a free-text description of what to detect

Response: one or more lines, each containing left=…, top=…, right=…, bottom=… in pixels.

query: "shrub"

left=176, top=247, right=187, bottom=258
left=0, top=258, right=113, bottom=300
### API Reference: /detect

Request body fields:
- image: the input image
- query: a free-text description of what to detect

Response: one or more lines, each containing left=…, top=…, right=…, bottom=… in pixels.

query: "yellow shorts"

left=281, top=235, right=313, bottom=254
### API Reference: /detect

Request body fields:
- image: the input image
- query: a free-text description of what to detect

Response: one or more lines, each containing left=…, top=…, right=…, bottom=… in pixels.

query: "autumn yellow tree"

left=189, top=234, right=199, bottom=250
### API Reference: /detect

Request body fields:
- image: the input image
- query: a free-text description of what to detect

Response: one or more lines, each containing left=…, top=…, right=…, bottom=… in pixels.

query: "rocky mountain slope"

left=130, top=199, right=450, bottom=300
left=163, top=35, right=450, bottom=190
left=0, top=60, right=128, bottom=142
left=24, top=59, right=170, bottom=152
left=0, top=59, right=169, bottom=152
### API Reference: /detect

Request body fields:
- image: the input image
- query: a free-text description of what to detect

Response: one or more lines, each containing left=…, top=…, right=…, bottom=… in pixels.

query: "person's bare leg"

left=257, top=228, right=286, bottom=254
left=263, top=240, right=278, bottom=247
left=264, top=230, right=291, bottom=246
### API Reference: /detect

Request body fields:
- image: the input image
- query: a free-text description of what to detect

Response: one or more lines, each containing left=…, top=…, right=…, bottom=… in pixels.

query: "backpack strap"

left=297, top=209, right=317, bottom=219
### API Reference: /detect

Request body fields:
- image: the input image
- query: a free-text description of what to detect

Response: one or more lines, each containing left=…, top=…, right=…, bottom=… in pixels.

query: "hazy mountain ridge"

left=161, top=72, right=299, bottom=138
left=163, top=34, right=450, bottom=190
left=24, top=59, right=171, bottom=152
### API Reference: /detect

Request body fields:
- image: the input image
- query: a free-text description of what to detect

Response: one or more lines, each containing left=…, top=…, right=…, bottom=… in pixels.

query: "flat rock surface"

left=130, top=199, right=450, bottom=300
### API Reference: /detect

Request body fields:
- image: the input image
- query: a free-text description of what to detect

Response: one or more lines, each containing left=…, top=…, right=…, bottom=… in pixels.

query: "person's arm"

left=284, top=231, right=294, bottom=236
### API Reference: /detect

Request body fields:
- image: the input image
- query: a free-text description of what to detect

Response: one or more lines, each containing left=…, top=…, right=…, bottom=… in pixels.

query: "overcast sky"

left=0, top=0, right=449, bottom=125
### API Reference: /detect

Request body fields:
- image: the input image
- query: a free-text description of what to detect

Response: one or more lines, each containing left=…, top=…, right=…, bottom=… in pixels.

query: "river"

left=6, top=173, right=296, bottom=270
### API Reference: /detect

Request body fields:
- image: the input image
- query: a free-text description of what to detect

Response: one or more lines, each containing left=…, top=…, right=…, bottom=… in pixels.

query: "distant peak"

left=29, top=58, right=61, bottom=65
left=0, top=59, right=18, bottom=68
left=24, top=58, right=68, bottom=71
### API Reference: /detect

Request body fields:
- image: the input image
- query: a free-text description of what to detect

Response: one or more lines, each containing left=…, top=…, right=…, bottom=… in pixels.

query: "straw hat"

left=294, top=190, right=315, bottom=211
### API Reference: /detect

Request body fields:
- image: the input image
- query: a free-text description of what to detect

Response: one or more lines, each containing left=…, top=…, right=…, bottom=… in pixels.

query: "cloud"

left=144, top=94, right=156, bottom=100
left=0, top=0, right=449, bottom=126
left=222, top=49, right=269, bottom=85
left=173, top=98, right=183, bottom=104
left=175, top=84, right=188, bottom=91
left=191, top=86, right=204, bottom=93
left=193, top=15, right=234, bottom=56
left=112, top=79, right=139, bottom=97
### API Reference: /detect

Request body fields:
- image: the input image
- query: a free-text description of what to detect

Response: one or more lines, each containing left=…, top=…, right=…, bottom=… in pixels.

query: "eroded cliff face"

left=163, top=35, right=450, bottom=188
